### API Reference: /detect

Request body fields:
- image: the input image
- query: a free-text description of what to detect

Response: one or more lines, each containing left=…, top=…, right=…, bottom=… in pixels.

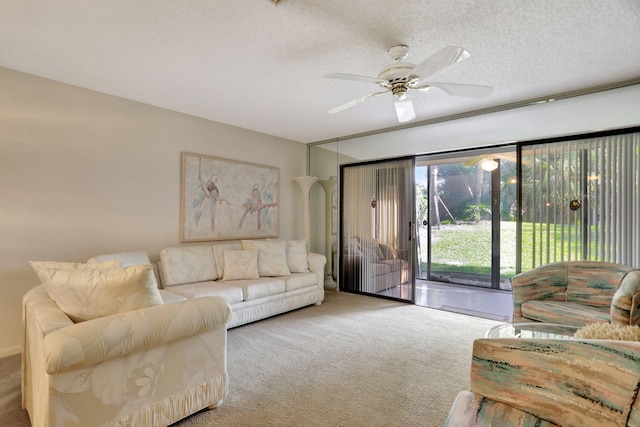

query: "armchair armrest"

left=42, top=296, right=231, bottom=374
left=611, top=269, right=640, bottom=326
left=512, top=262, right=567, bottom=321
left=471, top=338, right=640, bottom=426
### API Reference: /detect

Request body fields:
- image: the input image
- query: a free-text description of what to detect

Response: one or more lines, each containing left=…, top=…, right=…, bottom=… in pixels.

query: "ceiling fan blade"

left=324, top=73, right=385, bottom=85
left=427, top=82, right=493, bottom=98
left=393, top=93, right=416, bottom=123
left=409, top=45, right=470, bottom=81
left=328, top=90, right=389, bottom=114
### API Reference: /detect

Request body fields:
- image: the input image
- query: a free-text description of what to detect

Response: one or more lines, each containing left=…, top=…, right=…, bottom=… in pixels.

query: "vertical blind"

left=341, top=158, right=413, bottom=297
left=521, top=131, right=640, bottom=269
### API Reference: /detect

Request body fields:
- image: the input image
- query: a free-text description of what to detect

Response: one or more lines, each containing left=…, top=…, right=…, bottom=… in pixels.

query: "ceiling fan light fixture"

left=480, top=158, right=499, bottom=171
left=393, top=93, right=415, bottom=123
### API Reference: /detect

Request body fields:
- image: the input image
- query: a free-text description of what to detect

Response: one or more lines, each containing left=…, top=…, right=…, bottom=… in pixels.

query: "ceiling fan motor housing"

left=378, top=62, right=415, bottom=82
left=378, top=45, right=418, bottom=84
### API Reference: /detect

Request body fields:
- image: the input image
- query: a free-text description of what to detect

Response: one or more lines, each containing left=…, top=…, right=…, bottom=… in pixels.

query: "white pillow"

left=159, top=246, right=218, bottom=286
left=212, top=243, right=243, bottom=278
left=242, top=240, right=290, bottom=276
left=32, top=259, right=123, bottom=272
left=87, top=250, right=160, bottom=288
left=30, top=262, right=163, bottom=322
left=87, top=250, right=151, bottom=267
left=222, top=250, right=259, bottom=281
left=285, top=240, right=309, bottom=273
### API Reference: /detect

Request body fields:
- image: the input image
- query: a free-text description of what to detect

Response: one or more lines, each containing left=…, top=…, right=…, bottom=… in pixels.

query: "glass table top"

left=486, top=322, right=581, bottom=339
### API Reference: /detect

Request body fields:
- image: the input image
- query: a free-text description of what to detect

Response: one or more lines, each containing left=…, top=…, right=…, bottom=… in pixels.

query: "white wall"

left=0, top=68, right=307, bottom=356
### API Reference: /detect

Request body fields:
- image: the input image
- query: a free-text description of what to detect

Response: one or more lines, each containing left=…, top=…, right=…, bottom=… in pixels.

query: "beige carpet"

left=3, top=291, right=501, bottom=426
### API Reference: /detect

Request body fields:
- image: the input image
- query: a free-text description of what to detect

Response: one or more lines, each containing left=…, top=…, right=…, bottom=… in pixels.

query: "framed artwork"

left=180, top=152, right=279, bottom=242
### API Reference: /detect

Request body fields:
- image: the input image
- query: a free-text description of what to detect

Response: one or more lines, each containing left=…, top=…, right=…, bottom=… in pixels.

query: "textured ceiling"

left=1, top=0, right=639, bottom=143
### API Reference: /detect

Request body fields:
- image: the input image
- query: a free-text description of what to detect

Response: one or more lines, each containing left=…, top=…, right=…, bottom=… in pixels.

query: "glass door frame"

left=416, top=144, right=517, bottom=290
left=339, top=156, right=416, bottom=303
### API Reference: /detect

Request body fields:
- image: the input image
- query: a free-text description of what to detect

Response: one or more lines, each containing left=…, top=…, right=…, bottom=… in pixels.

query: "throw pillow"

left=87, top=250, right=151, bottom=267
left=31, top=259, right=123, bottom=272
left=378, top=244, right=398, bottom=260
left=159, top=246, right=218, bottom=286
left=222, top=250, right=260, bottom=281
left=359, top=238, right=380, bottom=261
left=87, top=250, right=160, bottom=289
left=285, top=240, right=309, bottom=272
left=346, top=237, right=363, bottom=257
left=30, top=262, right=163, bottom=322
left=212, top=243, right=243, bottom=278
left=242, top=240, right=291, bottom=276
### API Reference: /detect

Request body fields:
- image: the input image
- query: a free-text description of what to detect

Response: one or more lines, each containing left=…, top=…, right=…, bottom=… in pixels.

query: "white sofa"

left=159, top=240, right=326, bottom=328
left=22, top=239, right=325, bottom=426
left=88, top=240, right=326, bottom=329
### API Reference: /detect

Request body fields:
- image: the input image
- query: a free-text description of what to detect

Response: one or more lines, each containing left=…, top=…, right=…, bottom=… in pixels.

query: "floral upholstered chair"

left=512, top=261, right=640, bottom=327
left=23, top=259, right=231, bottom=427
left=445, top=337, right=640, bottom=426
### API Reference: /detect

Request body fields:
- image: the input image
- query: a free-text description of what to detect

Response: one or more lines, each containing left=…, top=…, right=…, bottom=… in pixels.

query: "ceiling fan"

left=324, top=45, right=493, bottom=123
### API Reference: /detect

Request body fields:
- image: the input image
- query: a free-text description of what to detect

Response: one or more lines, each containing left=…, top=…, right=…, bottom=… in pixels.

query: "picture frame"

left=180, top=152, right=280, bottom=242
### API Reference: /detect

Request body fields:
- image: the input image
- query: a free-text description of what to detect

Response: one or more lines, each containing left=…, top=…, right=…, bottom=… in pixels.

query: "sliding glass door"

left=336, top=128, right=640, bottom=306
left=340, top=157, right=415, bottom=302
left=416, top=147, right=517, bottom=289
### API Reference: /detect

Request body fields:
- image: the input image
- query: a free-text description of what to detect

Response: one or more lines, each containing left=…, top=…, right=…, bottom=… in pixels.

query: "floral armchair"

left=22, top=285, right=231, bottom=427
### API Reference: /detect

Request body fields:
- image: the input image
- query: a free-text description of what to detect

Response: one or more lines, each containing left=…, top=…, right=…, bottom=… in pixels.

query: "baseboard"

left=0, top=345, right=22, bottom=358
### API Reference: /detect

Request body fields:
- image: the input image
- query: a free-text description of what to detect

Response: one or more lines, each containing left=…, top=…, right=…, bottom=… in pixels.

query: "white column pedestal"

left=319, top=177, right=337, bottom=290
left=293, top=176, right=318, bottom=254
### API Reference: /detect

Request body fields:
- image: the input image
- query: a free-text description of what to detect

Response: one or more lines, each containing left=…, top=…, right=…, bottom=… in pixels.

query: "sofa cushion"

left=222, top=250, right=260, bottom=281
left=32, top=260, right=122, bottom=271
left=242, top=240, right=291, bottom=276
left=278, top=272, right=318, bottom=292
left=566, top=262, right=630, bottom=307
left=285, top=240, right=309, bottom=273
left=160, top=246, right=218, bottom=286
left=521, top=300, right=610, bottom=326
left=378, top=244, right=398, bottom=260
left=223, top=277, right=285, bottom=301
left=88, top=250, right=160, bottom=288
left=359, top=238, right=384, bottom=261
left=345, top=237, right=363, bottom=256
left=159, top=288, right=188, bottom=303
left=87, top=250, right=151, bottom=267
left=212, top=242, right=243, bottom=278
left=31, top=262, right=163, bottom=322
left=369, top=262, right=391, bottom=277
left=380, top=259, right=408, bottom=273
left=163, top=281, right=244, bottom=304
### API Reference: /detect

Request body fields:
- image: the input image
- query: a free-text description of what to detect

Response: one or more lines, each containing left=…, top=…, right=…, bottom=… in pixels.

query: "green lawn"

left=421, top=221, right=588, bottom=278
